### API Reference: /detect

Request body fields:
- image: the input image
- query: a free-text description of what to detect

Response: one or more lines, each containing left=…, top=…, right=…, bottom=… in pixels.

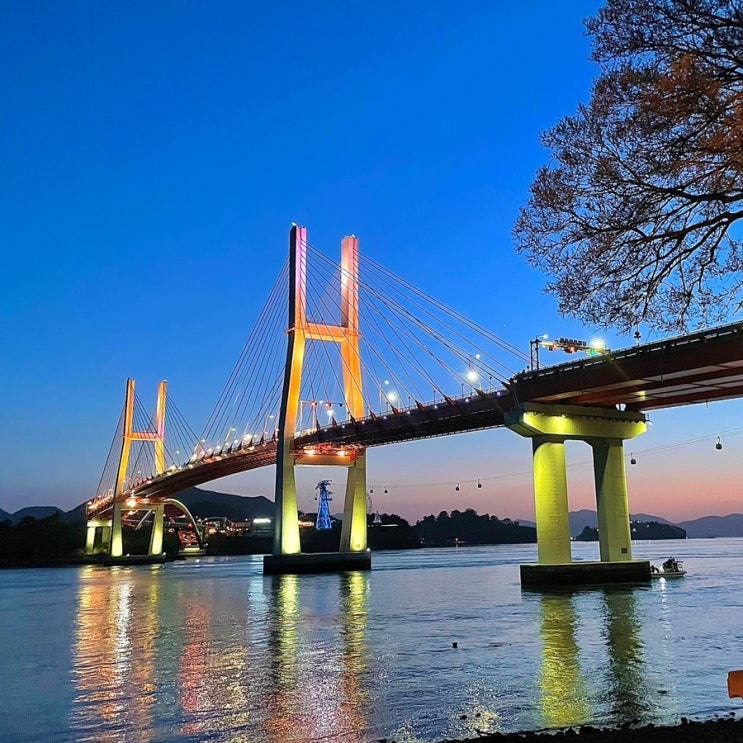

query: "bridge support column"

left=264, top=225, right=371, bottom=574
left=532, top=436, right=571, bottom=564
left=506, top=403, right=649, bottom=586
left=591, top=439, right=632, bottom=561
left=85, top=520, right=111, bottom=555
left=110, top=499, right=124, bottom=558
left=148, top=505, right=165, bottom=556
left=271, top=225, right=305, bottom=559
left=340, top=452, right=368, bottom=552
left=274, top=443, right=301, bottom=556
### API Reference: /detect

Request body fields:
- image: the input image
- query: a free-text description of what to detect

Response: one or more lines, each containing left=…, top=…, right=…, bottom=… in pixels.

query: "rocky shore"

left=434, top=716, right=742, bottom=743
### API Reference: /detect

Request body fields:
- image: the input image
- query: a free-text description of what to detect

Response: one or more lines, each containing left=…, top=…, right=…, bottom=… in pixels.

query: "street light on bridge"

left=378, top=379, right=399, bottom=410
left=530, top=335, right=609, bottom=370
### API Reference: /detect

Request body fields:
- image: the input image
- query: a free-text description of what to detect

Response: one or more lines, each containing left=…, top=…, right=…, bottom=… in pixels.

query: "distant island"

left=561, top=509, right=741, bottom=539
left=415, top=509, right=536, bottom=546
left=575, top=521, right=686, bottom=542
left=3, top=486, right=743, bottom=568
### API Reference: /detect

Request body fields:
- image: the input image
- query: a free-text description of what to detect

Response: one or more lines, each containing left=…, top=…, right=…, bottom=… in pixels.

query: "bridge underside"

left=512, top=322, right=743, bottom=411
left=86, top=497, right=204, bottom=558
left=89, top=390, right=515, bottom=512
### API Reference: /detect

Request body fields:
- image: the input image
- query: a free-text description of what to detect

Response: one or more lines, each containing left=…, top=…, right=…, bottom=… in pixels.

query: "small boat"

left=651, top=557, right=686, bottom=578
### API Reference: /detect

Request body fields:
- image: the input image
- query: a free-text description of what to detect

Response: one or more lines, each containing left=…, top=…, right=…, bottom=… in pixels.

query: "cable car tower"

left=367, top=493, right=382, bottom=525
left=315, top=480, right=333, bottom=530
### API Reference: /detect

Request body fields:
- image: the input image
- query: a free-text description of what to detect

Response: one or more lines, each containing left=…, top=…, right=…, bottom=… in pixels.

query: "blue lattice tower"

left=315, top=480, right=333, bottom=530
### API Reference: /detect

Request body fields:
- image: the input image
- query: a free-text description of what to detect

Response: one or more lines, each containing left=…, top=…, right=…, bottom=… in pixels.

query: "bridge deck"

left=91, top=321, right=743, bottom=513
left=512, top=321, right=743, bottom=411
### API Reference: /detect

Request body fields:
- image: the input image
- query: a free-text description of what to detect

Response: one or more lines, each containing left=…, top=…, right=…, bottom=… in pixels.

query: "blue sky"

left=3, top=1, right=742, bottom=522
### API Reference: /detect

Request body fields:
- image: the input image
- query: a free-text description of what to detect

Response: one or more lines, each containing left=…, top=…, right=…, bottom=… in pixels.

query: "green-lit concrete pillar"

left=85, top=520, right=111, bottom=554
left=532, top=436, right=571, bottom=564
left=506, top=403, right=646, bottom=571
left=110, top=499, right=124, bottom=558
left=85, top=524, right=96, bottom=555
left=148, top=505, right=165, bottom=556
left=274, top=443, right=302, bottom=556
left=340, top=452, right=368, bottom=552
left=591, top=439, right=632, bottom=561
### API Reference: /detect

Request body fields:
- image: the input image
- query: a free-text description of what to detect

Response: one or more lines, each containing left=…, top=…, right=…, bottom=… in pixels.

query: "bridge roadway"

left=103, top=320, right=743, bottom=507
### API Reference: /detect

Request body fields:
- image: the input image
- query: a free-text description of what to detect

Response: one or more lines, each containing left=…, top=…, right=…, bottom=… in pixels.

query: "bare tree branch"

left=514, top=0, right=743, bottom=332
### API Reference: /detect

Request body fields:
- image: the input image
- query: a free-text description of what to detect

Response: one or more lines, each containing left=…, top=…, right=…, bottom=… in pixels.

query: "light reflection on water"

left=2, top=540, right=743, bottom=742
left=537, top=591, right=592, bottom=726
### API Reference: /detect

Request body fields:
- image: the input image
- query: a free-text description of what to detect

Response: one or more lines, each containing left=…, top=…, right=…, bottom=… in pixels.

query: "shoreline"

left=440, top=717, right=743, bottom=742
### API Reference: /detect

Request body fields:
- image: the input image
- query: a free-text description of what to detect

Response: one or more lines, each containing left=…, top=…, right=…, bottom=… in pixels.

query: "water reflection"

left=338, top=572, right=370, bottom=732
left=70, top=565, right=371, bottom=743
left=23, top=545, right=743, bottom=742
left=264, top=572, right=370, bottom=743
left=71, top=566, right=162, bottom=742
left=173, top=569, right=267, bottom=739
left=537, top=591, right=592, bottom=727
left=536, top=587, right=649, bottom=729
left=601, top=589, right=648, bottom=719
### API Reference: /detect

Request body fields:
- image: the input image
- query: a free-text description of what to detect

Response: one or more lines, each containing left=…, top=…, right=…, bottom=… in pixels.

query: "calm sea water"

left=2, top=539, right=743, bottom=743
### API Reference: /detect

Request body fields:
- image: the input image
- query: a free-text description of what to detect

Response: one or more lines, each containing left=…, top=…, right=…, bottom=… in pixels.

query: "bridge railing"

left=515, top=320, right=743, bottom=382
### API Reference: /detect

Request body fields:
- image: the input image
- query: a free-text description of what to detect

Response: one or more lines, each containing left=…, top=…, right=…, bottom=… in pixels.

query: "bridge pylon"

left=506, top=403, right=651, bottom=586
left=265, top=224, right=370, bottom=574
left=86, top=378, right=168, bottom=559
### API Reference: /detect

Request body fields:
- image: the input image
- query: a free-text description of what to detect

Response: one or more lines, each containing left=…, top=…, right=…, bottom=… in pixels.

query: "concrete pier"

left=263, top=551, right=371, bottom=575
left=520, top=560, right=651, bottom=588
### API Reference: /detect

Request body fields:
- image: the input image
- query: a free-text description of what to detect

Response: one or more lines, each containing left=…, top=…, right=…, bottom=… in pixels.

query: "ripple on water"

left=2, top=541, right=743, bottom=742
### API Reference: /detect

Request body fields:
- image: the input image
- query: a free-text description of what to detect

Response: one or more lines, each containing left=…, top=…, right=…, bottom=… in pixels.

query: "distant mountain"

left=679, top=514, right=743, bottom=538
left=568, top=510, right=671, bottom=536
left=9, top=506, right=65, bottom=525
left=61, top=503, right=87, bottom=525
left=523, top=510, right=743, bottom=539
left=175, top=487, right=273, bottom=521
left=1, top=487, right=274, bottom=526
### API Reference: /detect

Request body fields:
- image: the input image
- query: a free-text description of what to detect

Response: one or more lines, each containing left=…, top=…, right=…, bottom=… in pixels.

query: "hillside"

left=415, top=509, right=536, bottom=546
left=175, top=487, right=273, bottom=520
left=60, top=503, right=87, bottom=524
left=566, top=510, right=743, bottom=539
left=1, top=488, right=273, bottom=526
left=679, top=514, right=743, bottom=538
left=7, top=506, right=65, bottom=525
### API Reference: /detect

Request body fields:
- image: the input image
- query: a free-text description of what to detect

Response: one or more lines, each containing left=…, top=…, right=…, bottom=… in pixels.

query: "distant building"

left=202, top=516, right=273, bottom=536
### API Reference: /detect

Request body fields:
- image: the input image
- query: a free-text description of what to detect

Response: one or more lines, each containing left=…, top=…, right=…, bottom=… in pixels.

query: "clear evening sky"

left=2, top=1, right=742, bottom=523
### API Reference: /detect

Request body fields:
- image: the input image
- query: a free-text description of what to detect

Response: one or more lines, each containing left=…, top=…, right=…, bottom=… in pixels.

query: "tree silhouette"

left=515, top=0, right=743, bottom=332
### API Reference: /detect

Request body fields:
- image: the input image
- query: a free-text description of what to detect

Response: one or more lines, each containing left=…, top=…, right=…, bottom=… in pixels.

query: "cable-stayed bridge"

left=86, top=225, right=743, bottom=581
